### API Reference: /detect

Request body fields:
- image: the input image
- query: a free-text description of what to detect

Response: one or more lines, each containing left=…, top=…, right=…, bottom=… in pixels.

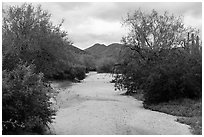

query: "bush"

left=143, top=49, right=202, bottom=104
left=71, top=65, right=86, bottom=80
left=79, top=54, right=96, bottom=72
left=115, top=47, right=202, bottom=104
left=114, top=9, right=202, bottom=104
left=3, top=3, right=86, bottom=81
left=115, top=48, right=202, bottom=103
left=51, top=65, right=86, bottom=81
left=2, top=63, right=56, bottom=134
left=96, top=58, right=115, bottom=73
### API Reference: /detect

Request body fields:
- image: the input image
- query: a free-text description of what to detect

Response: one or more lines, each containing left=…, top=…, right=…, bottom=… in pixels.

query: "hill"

left=84, top=43, right=124, bottom=59
left=84, top=43, right=124, bottom=72
left=66, top=44, right=96, bottom=71
left=101, top=43, right=124, bottom=58
left=85, top=43, right=107, bottom=58
left=68, top=44, right=88, bottom=55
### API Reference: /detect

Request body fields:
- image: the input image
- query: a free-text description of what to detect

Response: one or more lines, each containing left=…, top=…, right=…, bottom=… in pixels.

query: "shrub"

left=2, top=63, right=56, bottom=134
left=143, top=49, right=202, bottom=104
left=79, top=54, right=96, bottom=72
left=51, top=65, right=86, bottom=81
left=114, top=9, right=202, bottom=104
left=71, top=65, right=86, bottom=80
left=2, top=3, right=85, bottom=81
left=96, top=58, right=115, bottom=73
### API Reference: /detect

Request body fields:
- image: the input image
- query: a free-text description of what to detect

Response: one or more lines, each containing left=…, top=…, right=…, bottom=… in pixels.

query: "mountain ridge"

left=84, top=42, right=123, bottom=58
left=68, top=42, right=125, bottom=72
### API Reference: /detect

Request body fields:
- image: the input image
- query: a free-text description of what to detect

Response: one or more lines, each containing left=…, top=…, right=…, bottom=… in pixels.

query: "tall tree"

left=121, top=9, right=197, bottom=60
left=114, top=9, right=201, bottom=103
left=2, top=3, right=74, bottom=78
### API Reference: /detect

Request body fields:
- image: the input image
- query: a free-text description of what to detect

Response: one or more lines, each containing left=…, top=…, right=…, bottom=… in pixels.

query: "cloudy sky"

left=3, top=2, right=202, bottom=49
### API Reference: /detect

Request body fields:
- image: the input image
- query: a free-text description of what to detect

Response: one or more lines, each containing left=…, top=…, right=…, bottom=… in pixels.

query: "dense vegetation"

left=96, top=57, right=115, bottom=73
left=2, top=62, right=55, bottom=134
left=114, top=9, right=202, bottom=104
left=3, top=3, right=86, bottom=80
left=2, top=3, right=86, bottom=134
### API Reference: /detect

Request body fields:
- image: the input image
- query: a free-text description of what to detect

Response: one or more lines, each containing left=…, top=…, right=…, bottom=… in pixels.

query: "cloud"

left=3, top=2, right=202, bottom=49
left=69, top=18, right=127, bottom=49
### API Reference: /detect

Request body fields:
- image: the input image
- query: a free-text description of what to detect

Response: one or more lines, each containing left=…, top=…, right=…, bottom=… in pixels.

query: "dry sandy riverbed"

left=49, top=72, right=191, bottom=135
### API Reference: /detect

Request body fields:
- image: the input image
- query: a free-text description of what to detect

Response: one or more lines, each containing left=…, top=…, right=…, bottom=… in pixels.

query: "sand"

left=50, top=72, right=191, bottom=135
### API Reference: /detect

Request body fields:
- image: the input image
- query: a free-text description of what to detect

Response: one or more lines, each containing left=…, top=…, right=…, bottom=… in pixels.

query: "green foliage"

left=2, top=62, right=56, bottom=134
left=143, top=48, right=201, bottom=104
left=114, top=9, right=202, bottom=104
left=2, top=3, right=86, bottom=80
left=96, top=58, right=115, bottom=73
left=70, top=65, right=86, bottom=80
left=79, top=54, right=96, bottom=72
left=51, top=64, right=86, bottom=80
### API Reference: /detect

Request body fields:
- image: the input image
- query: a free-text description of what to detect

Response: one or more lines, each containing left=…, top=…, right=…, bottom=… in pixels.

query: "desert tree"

left=2, top=3, right=75, bottom=78
left=114, top=9, right=201, bottom=103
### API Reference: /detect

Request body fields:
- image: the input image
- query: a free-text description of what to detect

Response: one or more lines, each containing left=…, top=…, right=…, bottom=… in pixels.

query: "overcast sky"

left=3, top=2, right=202, bottom=49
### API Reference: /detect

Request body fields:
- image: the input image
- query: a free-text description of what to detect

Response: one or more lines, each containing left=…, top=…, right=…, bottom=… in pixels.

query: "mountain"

left=85, top=43, right=107, bottom=58
left=64, top=44, right=96, bottom=70
left=101, top=43, right=123, bottom=58
left=83, top=42, right=126, bottom=72
left=68, top=44, right=88, bottom=55
left=84, top=43, right=124, bottom=59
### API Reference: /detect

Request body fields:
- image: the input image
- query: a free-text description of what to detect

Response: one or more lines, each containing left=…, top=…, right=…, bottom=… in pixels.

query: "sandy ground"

left=49, top=72, right=191, bottom=135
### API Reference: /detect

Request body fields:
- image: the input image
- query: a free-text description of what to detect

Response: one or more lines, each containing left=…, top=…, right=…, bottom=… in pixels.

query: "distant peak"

left=93, top=43, right=106, bottom=47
